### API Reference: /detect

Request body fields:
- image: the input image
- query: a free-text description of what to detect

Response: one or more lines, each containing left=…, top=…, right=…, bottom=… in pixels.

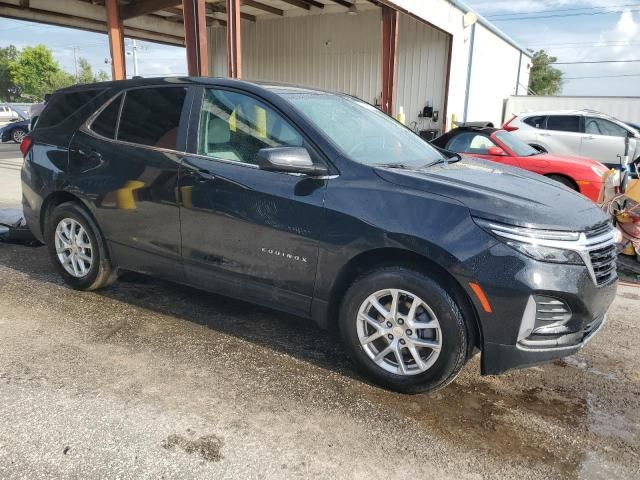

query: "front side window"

left=197, top=89, right=303, bottom=164
left=282, top=92, right=444, bottom=167
left=585, top=117, right=628, bottom=138
left=90, top=94, right=122, bottom=139
left=446, top=132, right=496, bottom=155
left=494, top=131, right=538, bottom=156
left=117, top=87, right=187, bottom=150
left=546, top=115, right=581, bottom=133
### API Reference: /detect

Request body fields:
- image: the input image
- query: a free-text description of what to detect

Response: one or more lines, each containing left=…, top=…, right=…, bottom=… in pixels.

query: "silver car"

left=503, top=110, right=640, bottom=168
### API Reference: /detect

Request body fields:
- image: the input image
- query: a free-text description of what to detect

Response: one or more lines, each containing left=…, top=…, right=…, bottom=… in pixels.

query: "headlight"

left=474, top=218, right=584, bottom=264
left=591, top=165, right=607, bottom=177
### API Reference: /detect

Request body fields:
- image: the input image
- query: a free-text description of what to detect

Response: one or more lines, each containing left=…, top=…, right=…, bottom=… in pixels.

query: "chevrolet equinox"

left=20, top=78, right=618, bottom=393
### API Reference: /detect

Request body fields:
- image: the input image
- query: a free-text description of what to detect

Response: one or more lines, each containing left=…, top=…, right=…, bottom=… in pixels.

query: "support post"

left=105, top=0, right=126, bottom=80
left=182, top=0, right=209, bottom=76
left=380, top=5, right=398, bottom=115
left=226, top=0, right=242, bottom=78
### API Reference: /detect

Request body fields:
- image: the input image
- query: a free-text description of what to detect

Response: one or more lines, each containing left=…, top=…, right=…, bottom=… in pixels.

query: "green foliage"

left=0, top=45, right=19, bottom=101
left=528, top=50, right=563, bottom=96
left=0, top=44, right=111, bottom=102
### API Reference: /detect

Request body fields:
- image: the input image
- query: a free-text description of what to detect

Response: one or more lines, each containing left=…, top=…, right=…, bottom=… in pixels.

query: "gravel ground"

left=0, top=242, right=638, bottom=480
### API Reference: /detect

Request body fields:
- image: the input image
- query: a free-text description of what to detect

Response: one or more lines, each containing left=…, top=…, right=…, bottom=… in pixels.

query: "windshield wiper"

left=426, top=151, right=462, bottom=167
left=373, top=163, right=409, bottom=169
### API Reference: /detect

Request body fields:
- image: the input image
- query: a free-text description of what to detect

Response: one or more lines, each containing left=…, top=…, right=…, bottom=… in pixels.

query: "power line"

left=486, top=2, right=640, bottom=18
left=552, top=59, right=640, bottom=64
left=491, top=8, right=640, bottom=21
left=564, top=72, right=640, bottom=80
left=528, top=40, right=640, bottom=48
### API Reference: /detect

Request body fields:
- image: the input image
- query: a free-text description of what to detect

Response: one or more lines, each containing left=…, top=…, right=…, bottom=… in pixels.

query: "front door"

left=539, top=115, right=583, bottom=156
left=582, top=116, right=629, bottom=167
left=178, top=87, right=328, bottom=316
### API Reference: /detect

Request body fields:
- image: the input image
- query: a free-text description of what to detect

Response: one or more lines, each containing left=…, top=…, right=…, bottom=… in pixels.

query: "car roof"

left=516, top=109, right=612, bottom=118
left=52, top=76, right=336, bottom=98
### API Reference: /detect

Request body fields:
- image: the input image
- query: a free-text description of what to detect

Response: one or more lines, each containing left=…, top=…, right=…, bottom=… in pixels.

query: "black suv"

left=21, top=78, right=617, bottom=393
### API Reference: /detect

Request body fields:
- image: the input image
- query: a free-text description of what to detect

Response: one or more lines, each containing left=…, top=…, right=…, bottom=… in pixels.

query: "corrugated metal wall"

left=209, top=11, right=382, bottom=105
left=396, top=14, right=450, bottom=131
left=207, top=11, right=450, bottom=130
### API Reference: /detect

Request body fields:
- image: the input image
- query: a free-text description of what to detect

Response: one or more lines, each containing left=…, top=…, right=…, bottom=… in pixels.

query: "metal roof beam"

left=240, top=0, right=283, bottom=16
left=121, top=0, right=182, bottom=20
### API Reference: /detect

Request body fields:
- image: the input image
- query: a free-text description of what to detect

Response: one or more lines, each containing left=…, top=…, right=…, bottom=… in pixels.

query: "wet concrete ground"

left=0, top=242, right=638, bottom=479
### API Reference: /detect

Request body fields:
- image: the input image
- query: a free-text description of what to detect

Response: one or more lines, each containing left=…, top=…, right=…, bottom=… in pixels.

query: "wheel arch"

left=324, top=247, right=482, bottom=355
left=544, top=173, right=579, bottom=191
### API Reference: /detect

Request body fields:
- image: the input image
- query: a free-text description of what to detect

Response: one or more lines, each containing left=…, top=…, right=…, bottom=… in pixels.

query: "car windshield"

left=495, top=130, right=539, bottom=157
left=282, top=92, right=444, bottom=167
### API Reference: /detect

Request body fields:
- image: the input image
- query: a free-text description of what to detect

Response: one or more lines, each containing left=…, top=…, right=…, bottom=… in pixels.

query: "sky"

left=0, top=1, right=638, bottom=96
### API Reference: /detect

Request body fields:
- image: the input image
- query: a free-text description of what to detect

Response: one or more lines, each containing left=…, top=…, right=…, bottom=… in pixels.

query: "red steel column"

left=105, top=0, right=126, bottom=80
left=182, top=0, right=209, bottom=76
left=226, top=0, right=242, bottom=78
left=380, top=5, right=398, bottom=115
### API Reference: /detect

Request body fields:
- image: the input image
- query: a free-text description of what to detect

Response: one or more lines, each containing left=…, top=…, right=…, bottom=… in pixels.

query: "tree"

left=0, top=45, right=19, bottom=101
left=528, top=49, right=563, bottom=96
left=9, top=44, right=68, bottom=101
left=76, top=57, right=110, bottom=84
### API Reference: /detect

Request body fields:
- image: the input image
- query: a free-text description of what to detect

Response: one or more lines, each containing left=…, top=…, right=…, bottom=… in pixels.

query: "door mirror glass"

left=257, top=147, right=327, bottom=176
left=487, top=146, right=507, bottom=156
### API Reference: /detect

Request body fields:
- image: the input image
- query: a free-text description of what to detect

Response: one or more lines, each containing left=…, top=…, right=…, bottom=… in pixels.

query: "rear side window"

left=523, top=115, right=546, bottom=129
left=546, top=115, right=581, bottom=133
left=37, top=89, right=105, bottom=128
left=117, top=87, right=187, bottom=150
left=90, top=94, right=122, bottom=139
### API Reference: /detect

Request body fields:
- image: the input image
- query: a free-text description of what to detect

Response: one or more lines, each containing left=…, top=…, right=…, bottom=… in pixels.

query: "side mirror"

left=487, top=146, right=507, bottom=156
left=257, top=147, right=328, bottom=176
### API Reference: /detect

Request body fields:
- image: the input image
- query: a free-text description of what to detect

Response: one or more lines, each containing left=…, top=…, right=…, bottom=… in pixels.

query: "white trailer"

left=504, top=96, right=640, bottom=125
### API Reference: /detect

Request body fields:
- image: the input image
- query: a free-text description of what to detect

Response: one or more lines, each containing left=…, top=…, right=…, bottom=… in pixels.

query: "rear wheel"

left=547, top=174, right=578, bottom=191
left=339, top=267, right=468, bottom=393
left=45, top=202, right=117, bottom=290
left=11, top=127, right=27, bottom=144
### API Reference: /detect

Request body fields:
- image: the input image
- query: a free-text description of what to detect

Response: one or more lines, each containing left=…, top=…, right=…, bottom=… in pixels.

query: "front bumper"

left=459, top=241, right=618, bottom=375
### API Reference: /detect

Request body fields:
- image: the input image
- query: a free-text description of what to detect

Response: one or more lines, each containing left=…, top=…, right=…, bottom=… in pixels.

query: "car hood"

left=374, top=157, right=609, bottom=231
left=532, top=153, right=607, bottom=171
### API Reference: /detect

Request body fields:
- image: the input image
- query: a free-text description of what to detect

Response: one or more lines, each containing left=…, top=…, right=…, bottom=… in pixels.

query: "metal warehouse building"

left=0, top=0, right=530, bottom=132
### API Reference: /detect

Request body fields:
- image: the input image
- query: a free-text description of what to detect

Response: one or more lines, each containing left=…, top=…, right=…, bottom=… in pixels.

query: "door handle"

left=196, top=168, right=216, bottom=182
left=539, top=133, right=551, bottom=137
left=583, top=135, right=595, bottom=140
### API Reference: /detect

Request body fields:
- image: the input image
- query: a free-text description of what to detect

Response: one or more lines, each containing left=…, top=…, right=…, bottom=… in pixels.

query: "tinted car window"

left=546, top=115, right=581, bottom=133
left=197, top=88, right=303, bottom=164
left=117, top=87, right=187, bottom=150
left=585, top=117, right=628, bottom=138
left=37, top=89, right=105, bottom=128
left=523, top=115, right=546, bottom=129
left=90, top=94, right=122, bottom=139
left=446, top=132, right=496, bottom=154
left=495, top=131, right=538, bottom=156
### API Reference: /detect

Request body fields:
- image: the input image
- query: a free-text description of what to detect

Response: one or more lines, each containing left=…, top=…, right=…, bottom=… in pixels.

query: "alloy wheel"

left=12, top=128, right=26, bottom=143
left=356, top=288, right=442, bottom=376
left=54, top=218, right=93, bottom=278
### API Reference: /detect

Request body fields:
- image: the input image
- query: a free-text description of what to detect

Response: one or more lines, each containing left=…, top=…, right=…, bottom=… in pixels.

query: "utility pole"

left=132, top=39, right=139, bottom=76
left=73, top=47, right=79, bottom=82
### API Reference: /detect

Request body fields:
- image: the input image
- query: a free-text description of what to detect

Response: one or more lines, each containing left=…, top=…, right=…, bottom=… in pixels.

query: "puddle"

left=162, top=431, right=224, bottom=462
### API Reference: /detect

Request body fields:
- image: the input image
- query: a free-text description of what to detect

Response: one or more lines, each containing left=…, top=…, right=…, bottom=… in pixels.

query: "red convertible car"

left=432, top=125, right=609, bottom=202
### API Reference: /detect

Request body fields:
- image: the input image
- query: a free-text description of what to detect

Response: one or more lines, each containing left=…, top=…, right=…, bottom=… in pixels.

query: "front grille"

left=584, top=223, right=617, bottom=286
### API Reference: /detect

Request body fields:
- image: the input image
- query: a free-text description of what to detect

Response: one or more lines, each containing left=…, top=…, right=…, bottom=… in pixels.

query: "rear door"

left=178, top=87, right=328, bottom=316
left=582, top=117, right=630, bottom=167
left=70, top=85, right=192, bottom=279
left=539, top=115, right=583, bottom=156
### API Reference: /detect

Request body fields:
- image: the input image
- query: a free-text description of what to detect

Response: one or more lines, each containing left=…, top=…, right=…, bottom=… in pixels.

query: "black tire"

left=547, top=174, right=578, bottom=191
left=339, top=267, right=468, bottom=394
left=45, top=201, right=117, bottom=290
left=529, top=144, right=547, bottom=153
left=11, top=127, right=27, bottom=144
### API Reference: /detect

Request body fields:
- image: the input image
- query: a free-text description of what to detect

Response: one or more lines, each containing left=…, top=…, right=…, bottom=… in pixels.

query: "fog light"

left=531, top=295, right=572, bottom=335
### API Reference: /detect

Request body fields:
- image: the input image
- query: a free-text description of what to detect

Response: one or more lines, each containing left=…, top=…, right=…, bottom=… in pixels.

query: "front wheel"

left=339, top=267, right=468, bottom=393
